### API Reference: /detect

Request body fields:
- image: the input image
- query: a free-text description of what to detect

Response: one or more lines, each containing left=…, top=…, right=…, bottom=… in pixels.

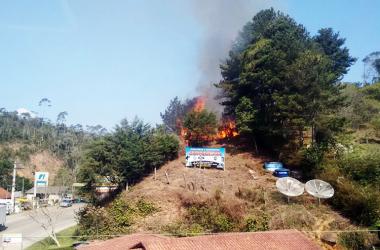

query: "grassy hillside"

left=78, top=146, right=376, bottom=249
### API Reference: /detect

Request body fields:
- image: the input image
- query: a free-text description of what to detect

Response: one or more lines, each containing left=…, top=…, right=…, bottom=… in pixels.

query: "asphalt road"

left=0, top=204, right=83, bottom=249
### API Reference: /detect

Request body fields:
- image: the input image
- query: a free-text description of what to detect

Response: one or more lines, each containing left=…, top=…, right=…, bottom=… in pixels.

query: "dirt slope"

left=2, top=143, right=64, bottom=183
left=120, top=147, right=363, bottom=249
left=123, top=151, right=270, bottom=232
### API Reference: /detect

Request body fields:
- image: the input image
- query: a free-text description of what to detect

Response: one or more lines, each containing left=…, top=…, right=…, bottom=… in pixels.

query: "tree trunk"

left=50, top=232, right=61, bottom=247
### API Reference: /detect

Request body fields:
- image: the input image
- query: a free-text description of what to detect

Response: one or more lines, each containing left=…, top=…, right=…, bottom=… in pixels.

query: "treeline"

left=215, top=8, right=379, bottom=226
left=78, top=118, right=179, bottom=202
left=0, top=108, right=107, bottom=169
left=0, top=107, right=108, bottom=190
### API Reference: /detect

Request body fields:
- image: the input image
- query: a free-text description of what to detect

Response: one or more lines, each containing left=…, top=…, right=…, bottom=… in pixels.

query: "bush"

left=319, top=168, right=380, bottom=225
left=136, top=198, right=158, bottom=216
left=339, top=146, right=380, bottom=187
left=164, top=222, right=204, bottom=237
left=338, top=231, right=375, bottom=250
left=269, top=205, right=315, bottom=231
left=244, top=212, right=270, bottom=232
left=180, top=193, right=246, bottom=233
left=77, top=197, right=157, bottom=239
left=235, top=187, right=265, bottom=206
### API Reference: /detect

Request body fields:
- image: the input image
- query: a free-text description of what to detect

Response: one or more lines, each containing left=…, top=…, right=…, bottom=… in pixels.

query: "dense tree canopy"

left=78, top=118, right=179, bottom=200
left=216, top=8, right=355, bottom=153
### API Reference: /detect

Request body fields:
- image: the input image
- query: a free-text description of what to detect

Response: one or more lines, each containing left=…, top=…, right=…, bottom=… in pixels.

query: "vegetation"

left=160, top=97, right=197, bottom=134
left=338, top=231, right=376, bottom=250
left=0, top=147, right=33, bottom=191
left=1, top=6, right=380, bottom=249
left=26, top=226, right=79, bottom=250
left=213, top=8, right=380, bottom=228
left=0, top=105, right=105, bottom=189
left=78, top=118, right=179, bottom=202
left=165, top=190, right=318, bottom=237
left=216, top=8, right=354, bottom=154
left=77, top=197, right=157, bottom=239
left=183, top=109, right=218, bottom=146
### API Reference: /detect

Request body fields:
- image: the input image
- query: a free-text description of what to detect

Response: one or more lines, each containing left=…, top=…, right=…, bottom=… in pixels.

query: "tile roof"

left=77, top=230, right=321, bottom=250
left=0, top=187, right=11, bottom=199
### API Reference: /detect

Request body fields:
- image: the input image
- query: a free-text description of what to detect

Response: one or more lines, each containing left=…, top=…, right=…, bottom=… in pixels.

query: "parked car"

left=59, top=199, right=73, bottom=207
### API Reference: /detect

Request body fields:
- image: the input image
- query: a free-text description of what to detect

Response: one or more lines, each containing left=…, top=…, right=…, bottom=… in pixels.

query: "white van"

left=0, top=205, right=6, bottom=228
left=0, top=199, right=12, bottom=214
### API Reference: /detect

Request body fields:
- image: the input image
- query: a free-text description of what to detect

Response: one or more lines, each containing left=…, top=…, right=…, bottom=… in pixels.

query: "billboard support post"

left=33, top=172, right=49, bottom=208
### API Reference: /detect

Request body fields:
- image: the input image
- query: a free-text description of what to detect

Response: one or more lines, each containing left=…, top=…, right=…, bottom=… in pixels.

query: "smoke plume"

left=191, top=0, right=275, bottom=114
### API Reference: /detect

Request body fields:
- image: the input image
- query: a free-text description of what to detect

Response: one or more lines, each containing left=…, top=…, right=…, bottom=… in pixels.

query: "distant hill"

left=0, top=108, right=104, bottom=189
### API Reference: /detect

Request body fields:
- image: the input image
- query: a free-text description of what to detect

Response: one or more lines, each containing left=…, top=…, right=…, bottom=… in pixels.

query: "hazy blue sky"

left=0, top=0, right=379, bottom=129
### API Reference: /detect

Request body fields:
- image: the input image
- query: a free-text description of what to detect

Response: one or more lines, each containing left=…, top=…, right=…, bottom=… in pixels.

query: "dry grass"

left=121, top=147, right=361, bottom=249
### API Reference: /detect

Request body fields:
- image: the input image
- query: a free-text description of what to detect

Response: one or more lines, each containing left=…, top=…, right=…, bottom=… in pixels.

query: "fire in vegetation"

left=193, top=96, right=206, bottom=113
left=217, top=118, right=239, bottom=139
left=179, top=96, right=239, bottom=144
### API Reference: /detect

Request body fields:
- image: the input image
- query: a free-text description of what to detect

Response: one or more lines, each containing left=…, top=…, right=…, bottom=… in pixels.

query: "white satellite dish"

left=276, top=177, right=304, bottom=203
left=305, top=179, right=334, bottom=204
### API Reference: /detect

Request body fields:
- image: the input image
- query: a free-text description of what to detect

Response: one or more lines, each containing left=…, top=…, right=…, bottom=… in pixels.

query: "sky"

left=0, top=0, right=379, bottom=130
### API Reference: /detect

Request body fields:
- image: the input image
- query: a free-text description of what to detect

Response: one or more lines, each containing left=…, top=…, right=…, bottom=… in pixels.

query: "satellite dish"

left=305, top=179, right=334, bottom=204
left=276, top=177, right=304, bottom=203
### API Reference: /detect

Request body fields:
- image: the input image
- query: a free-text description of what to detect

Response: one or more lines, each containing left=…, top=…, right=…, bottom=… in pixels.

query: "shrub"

left=77, top=206, right=114, bottom=239
left=77, top=197, right=157, bottom=239
left=338, top=231, right=375, bottom=250
left=136, top=198, right=158, bottom=216
left=164, top=222, right=204, bottom=237
left=214, top=214, right=234, bottom=232
left=319, top=168, right=380, bottom=225
left=244, top=212, right=270, bottom=232
left=339, top=147, right=380, bottom=187
left=269, top=205, right=315, bottom=231
left=108, top=198, right=134, bottom=228
left=235, top=187, right=265, bottom=206
left=180, top=194, right=245, bottom=233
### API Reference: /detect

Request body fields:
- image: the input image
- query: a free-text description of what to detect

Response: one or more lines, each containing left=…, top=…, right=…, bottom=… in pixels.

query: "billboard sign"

left=35, top=172, right=49, bottom=187
left=185, top=147, right=225, bottom=169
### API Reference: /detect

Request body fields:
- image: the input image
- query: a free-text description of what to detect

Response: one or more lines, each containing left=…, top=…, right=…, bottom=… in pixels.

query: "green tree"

left=78, top=118, right=179, bottom=202
left=183, top=109, right=218, bottom=146
left=160, top=97, right=186, bottom=134
left=313, top=28, right=356, bottom=80
left=216, top=9, right=353, bottom=155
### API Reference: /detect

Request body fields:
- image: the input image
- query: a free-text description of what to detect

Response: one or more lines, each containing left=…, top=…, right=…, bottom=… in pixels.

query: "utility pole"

left=11, top=162, right=17, bottom=213
left=22, top=177, right=25, bottom=195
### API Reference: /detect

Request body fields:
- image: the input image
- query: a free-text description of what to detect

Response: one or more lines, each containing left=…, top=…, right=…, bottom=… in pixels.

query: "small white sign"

left=2, top=233, right=22, bottom=244
left=35, top=171, right=49, bottom=187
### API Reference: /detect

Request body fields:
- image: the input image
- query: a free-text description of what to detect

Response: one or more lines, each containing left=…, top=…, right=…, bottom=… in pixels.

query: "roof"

left=0, top=187, right=11, bottom=199
left=25, top=186, right=69, bottom=195
left=77, top=230, right=322, bottom=250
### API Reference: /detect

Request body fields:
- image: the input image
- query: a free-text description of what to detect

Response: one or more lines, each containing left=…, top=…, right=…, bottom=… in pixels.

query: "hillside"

left=0, top=143, right=65, bottom=186
left=119, top=148, right=358, bottom=249
left=19, top=150, right=64, bottom=182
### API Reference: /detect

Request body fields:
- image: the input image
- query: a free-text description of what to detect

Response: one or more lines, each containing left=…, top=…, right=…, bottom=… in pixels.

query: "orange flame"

left=193, top=96, right=205, bottom=112
left=177, top=96, right=238, bottom=145
left=216, top=119, right=239, bottom=139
